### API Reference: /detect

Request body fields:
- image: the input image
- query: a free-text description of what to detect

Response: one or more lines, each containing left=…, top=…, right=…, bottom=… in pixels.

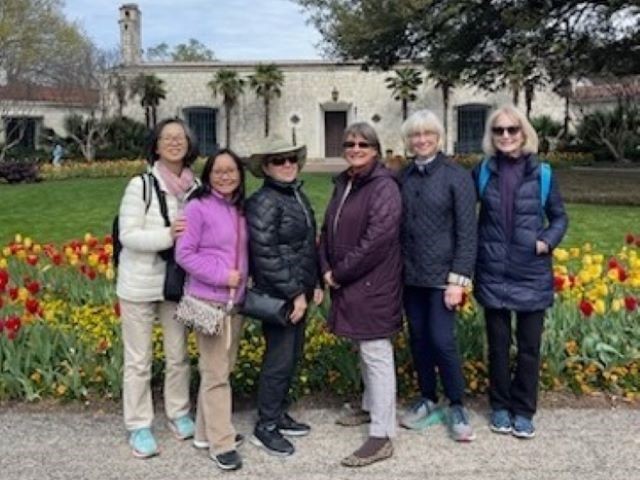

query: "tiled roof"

left=0, top=83, right=99, bottom=105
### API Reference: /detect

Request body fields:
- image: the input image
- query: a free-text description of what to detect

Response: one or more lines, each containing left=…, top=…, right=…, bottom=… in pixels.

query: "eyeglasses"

left=343, top=141, right=372, bottom=149
left=212, top=169, right=239, bottom=178
left=160, top=136, right=187, bottom=145
left=269, top=156, right=299, bottom=166
left=491, top=126, right=521, bottom=136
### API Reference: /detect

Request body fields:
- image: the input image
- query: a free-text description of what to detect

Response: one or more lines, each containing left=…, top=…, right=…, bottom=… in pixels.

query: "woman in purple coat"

left=176, top=149, right=248, bottom=471
left=319, top=122, right=402, bottom=468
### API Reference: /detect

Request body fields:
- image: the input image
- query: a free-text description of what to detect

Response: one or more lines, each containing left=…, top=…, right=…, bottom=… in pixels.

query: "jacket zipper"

left=293, top=188, right=312, bottom=228
left=333, top=180, right=353, bottom=236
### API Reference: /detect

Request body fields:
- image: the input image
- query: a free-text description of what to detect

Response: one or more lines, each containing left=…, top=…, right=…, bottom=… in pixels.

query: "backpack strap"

left=539, top=162, right=552, bottom=209
left=477, top=157, right=491, bottom=198
left=149, top=173, right=171, bottom=227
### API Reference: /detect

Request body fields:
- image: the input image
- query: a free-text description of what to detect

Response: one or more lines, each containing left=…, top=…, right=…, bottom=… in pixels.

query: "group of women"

left=115, top=103, right=568, bottom=471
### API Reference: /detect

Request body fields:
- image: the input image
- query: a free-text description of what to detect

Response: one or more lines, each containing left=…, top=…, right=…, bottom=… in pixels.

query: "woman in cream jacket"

left=116, top=118, right=199, bottom=458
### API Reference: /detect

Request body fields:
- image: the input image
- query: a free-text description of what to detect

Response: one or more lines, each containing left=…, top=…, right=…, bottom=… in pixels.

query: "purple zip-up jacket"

left=176, top=192, right=248, bottom=305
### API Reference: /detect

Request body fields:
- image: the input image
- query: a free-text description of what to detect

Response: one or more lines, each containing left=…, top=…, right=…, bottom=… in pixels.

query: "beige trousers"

left=120, top=298, right=191, bottom=431
left=194, top=314, right=244, bottom=454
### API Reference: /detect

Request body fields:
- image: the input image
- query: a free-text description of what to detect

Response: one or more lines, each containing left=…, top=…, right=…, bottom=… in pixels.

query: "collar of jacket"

left=488, top=152, right=539, bottom=176
left=263, top=176, right=303, bottom=193
left=333, top=160, right=389, bottom=188
left=406, top=151, right=446, bottom=176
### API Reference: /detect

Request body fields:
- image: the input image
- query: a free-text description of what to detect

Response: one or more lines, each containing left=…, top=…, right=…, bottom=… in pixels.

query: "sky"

left=62, top=0, right=324, bottom=61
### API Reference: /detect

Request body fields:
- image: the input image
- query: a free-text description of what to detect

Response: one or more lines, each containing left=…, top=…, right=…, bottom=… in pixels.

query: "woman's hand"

left=444, top=285, right=464, bottom=310
left=323, top=271, right=340, bottom=289
left=536, top=240, right=549, bottom=255
left=313, top=288, right=324, bottom=306
left=290, top=293, right=308, bottom=324
left=170, top=217, right=187, bottom=239
left=227, top=269, right=242, bottom=288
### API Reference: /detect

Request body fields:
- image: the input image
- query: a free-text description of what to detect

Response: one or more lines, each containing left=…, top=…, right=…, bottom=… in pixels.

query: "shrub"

left=0, top=159, right=41, bottom=184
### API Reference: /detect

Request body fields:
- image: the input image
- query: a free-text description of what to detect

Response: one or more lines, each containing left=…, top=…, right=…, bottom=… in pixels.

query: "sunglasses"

left=491, top=126, right=521, bottom=136
left=343, top=141, right=372, bottom=149
left=269, top=156, right=299, bottom=166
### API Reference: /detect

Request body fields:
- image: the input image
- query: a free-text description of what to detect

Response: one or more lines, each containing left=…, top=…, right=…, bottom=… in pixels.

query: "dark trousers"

left=403, top=286, right=466, bottom=404
left=484, top=308, right=545, bottom=419
left=256, top=318, right=306, bottom=426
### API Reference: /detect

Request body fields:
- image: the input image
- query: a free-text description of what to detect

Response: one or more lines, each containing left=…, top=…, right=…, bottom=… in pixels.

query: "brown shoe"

left=340, top=438, right=393, bottom=467
left=335, top=409, right=371, bottom=427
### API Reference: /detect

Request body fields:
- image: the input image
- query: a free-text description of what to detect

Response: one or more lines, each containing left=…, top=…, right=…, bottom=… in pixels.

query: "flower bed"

left=1, top=233, right=638, bottom=402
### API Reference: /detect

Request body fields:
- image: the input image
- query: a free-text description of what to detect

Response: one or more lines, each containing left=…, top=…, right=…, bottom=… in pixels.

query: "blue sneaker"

left=400, top=398, right=445, bottom=430
left=169, top=415, right=195, bottom=440
left=448, top=405, right=476, bottom=442
left=490, top=409, right=512, bottom=434
left=129, top=428, right=159, bottom=458
left=512, top=415, right=536, bottom=439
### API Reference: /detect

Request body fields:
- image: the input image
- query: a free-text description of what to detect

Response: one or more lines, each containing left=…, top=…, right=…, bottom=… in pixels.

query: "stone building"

left=115, top=3, right=567, bottom=158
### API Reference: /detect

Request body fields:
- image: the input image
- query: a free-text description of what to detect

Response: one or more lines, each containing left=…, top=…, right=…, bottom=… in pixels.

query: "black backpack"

left=112, top=173, right=167, bottom=269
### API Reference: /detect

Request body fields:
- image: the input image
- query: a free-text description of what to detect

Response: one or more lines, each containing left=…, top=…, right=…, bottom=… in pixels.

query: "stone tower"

left=119, top=4, right=142, bottom=65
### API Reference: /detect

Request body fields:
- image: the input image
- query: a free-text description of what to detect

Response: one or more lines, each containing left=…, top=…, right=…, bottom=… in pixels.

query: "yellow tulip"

left=24, top=237, right=33, bottom=249
left=18, top=287, right=29, bottom=301
left=553, top=248, right=570, bottom=262
left=611, top=299, right=622, bottom=312
left=582, top=254, right=593, bottom=266
left=81, top=245, right=89, bottom=256
left=16, top=250, right=26, bottom=259
left=593, top=254, right=604, bottom=264
left=84, top=233, right=93, bottom=243
left=2, top=247, right=11, bottom=257
left=594, top=299, right=606, bottom=315
left=583, top=242, right=592, bottom=253
left=88, top=254, right=99, bottom=267
left=570, top=247, right=581, bottom=258
left=14, top=233, right=22, bottom=244
left=0, top=259, right=6, bottom=269
left=33, top=244, right=42, bottom=254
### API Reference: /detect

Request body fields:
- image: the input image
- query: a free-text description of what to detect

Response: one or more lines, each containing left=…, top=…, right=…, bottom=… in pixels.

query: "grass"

left=1, top=172, right=638, bottom=253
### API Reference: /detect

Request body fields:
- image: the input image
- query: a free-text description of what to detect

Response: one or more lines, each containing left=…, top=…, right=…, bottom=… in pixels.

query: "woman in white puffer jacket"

left=116, top=118, right=200, bottom=458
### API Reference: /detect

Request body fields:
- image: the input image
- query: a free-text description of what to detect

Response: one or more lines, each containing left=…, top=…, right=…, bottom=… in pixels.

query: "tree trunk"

left=144, top=107, right=151, bottom=129
left=264, top=97, right=270, bottom=137
left=563, top=95, right=570, bottom=138
left=402, top=99, right=408, bottom=121
left=525, top=84, right=534, bottom=119
left=225, top=101, right=232, bottom=148
left=512, top=86, right=520, bottom=106
left=442, top=85, right=450, bottom=153
left=151, top=107, right=157, bottom=128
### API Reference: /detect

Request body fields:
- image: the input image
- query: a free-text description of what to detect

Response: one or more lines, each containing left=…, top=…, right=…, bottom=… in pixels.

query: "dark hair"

left=147, top=117, right=199, bottom=167
left=189, top=148, right=246, bottom=211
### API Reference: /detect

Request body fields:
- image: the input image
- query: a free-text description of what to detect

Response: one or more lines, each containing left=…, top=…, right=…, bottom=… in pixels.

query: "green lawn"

left=1, top=174, right=638, bottom=254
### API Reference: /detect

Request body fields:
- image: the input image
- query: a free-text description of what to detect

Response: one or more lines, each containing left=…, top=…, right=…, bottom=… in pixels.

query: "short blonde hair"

left=482, top=104, right=539, bottom=156
left=401, top=109, right=445, bottom=152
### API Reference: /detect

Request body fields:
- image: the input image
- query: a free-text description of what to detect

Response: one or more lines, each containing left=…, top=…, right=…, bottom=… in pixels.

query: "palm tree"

left=428, top=73, right=456, bottom=150
left=385, top=68, right=423, bottom=120
left=249, top=64, right=284, bottom=137
left=208, top=69, right=246, bottom=148
left=130, top=74, right=166, bottom=128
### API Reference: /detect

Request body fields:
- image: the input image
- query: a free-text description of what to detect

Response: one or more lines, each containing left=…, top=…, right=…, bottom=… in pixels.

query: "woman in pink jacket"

left=176, top=149, right=248, bottom=471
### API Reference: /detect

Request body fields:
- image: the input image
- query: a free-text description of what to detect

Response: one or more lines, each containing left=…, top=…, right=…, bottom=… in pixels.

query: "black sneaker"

left=251, top=424, right=295, bottom=457
left=277, top=413, right=311, bottom=437
left=211, top=449, right=242, bottom=471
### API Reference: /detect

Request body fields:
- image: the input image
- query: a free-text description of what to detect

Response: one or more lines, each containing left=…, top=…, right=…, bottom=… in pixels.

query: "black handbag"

left=241, top=288, right=291, bottom=326
left=162, top=247, right=185, bottom=302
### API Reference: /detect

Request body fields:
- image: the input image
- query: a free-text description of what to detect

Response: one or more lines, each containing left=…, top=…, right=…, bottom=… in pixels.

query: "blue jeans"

left=403, top=286, right=466, bottom=404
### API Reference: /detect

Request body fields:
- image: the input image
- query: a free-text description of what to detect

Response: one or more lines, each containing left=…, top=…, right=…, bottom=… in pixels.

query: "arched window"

left=455, top=104, right=489, bottom=153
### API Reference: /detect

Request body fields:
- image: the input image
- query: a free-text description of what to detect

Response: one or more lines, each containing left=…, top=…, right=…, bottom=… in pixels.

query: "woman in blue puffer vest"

left=472, top=105, right=568, bottom=439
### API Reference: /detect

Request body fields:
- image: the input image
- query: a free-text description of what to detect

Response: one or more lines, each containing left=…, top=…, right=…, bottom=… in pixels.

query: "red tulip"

left=52, top=253, right=63, bottom=266
left=625, top=296, right=638, bottom=312
left=5, top=315, right=21, bottom=331
left=114, top=302, right=121, bottom=318
left=625, top=233, right=635, bottom=244
left=608, top=257, right=619, bottom=270
left=86, top=268, right=97, bottom=280
left=8, top=287, right=18, bottom=301
left=635, top=238, right=640, bottom=248
left=617, top=267, right=628, bottom=282
left=0, top=269, right=8, bottom=288
left=553, top=275, right=566, bottom=292
left=579, top=300, right=594, bottom=317
left=104, top=235, right=113, bottom=245
left=25, top=280, right=40, bottom=295
left=26, top=254, right=38, bottom=266
left=25, top=298, right=39, bottom=315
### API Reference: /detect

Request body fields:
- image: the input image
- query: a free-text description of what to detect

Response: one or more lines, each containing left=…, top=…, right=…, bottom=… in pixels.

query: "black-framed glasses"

left=491, top=126, right=521, bottom=136
left=343, top=141, right=372, bottom=149
left=269, top=156, right=299, bottom=166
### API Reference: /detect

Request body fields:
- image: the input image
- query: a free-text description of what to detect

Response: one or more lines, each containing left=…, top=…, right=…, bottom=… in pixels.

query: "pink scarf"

left=155, top=161, right=195, bottom=201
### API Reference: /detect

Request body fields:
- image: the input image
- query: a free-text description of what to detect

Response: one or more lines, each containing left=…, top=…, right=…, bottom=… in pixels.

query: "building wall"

left=120, top=62, right=568, bottom=158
